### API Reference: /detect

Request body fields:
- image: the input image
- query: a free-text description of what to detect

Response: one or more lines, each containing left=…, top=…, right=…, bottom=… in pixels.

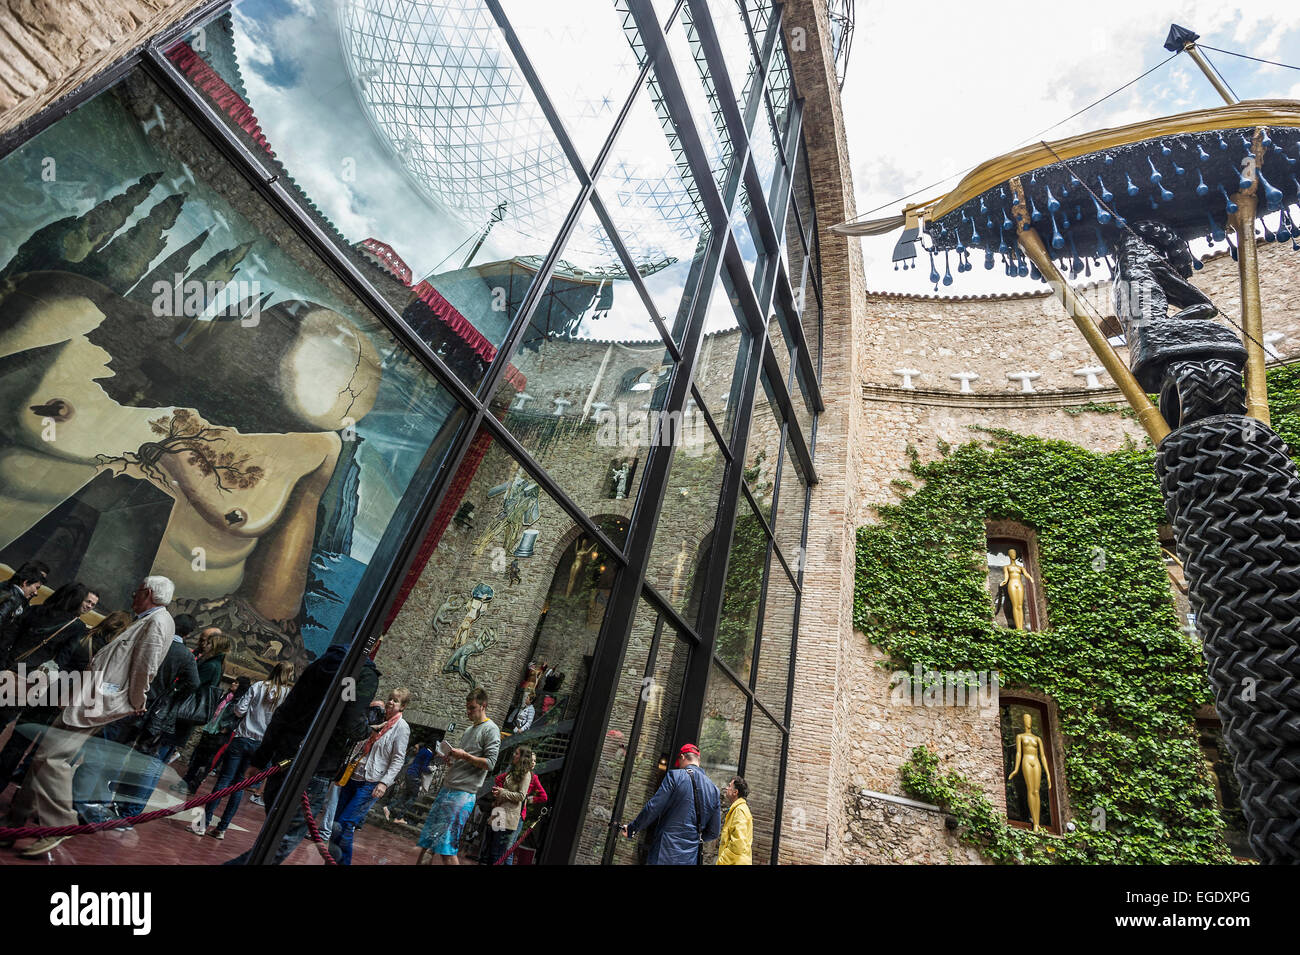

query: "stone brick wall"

left=843, top=240, right=1300, bottom=862
left=779, top=0, right=866, bottom=864
left=0, top=0, right=208, bottom=134
left=844, top=790, right=988, bottom=864
left=860, top=242, right=1300, bottom=398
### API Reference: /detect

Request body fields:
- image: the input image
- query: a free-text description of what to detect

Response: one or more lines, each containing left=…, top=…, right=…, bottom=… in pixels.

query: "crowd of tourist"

left=0, top=565, right=756, bottom=865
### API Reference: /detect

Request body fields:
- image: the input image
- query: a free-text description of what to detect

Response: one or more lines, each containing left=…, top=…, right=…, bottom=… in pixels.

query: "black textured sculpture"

left=1118, top=222, right=1300, bottom=863
left=1113, top=220, right=1246, bottom=426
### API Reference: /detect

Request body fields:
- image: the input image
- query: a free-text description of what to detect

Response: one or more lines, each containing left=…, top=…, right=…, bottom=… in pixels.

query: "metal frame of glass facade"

left=0, top=0, right=825, bottom=864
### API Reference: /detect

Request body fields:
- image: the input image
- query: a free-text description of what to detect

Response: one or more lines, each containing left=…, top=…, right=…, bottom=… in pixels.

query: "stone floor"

left=0, top=725, right=483, bottom=866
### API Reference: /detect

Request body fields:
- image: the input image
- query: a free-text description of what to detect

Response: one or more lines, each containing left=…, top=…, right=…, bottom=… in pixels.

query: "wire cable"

left=1198, top=48, right=1240, bottom=102
left=846, top=52, right=1180, bottom=223
left=1198, top=44, right=1300, bottom=73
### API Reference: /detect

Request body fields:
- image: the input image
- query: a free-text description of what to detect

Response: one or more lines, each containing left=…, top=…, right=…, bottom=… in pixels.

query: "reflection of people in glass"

left=1007, top=712, right=1051, bottom=832
left=478, top=745, right=548, bottom=866
left=999, top=547, right=1035, bottom=631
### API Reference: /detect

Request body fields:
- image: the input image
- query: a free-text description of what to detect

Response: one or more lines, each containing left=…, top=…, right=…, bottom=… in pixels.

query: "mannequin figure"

left=1000, top=547, right=1035, bottom=630
left=1007, top=711, right=1052, bottom=831
left=566, top=537, right=600, bottom=596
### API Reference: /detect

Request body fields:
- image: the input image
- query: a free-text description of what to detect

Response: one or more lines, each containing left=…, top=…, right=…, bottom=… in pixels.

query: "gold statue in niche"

left=996, top=547, right=1035, bottom=630
left=1007, top=711, right=1052, bottom=831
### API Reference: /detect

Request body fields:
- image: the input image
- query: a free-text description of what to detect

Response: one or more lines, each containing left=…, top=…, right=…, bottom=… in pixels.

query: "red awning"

left=165, top=43, right=275, bottom=156
left=413, top=280, right=526, bottom=391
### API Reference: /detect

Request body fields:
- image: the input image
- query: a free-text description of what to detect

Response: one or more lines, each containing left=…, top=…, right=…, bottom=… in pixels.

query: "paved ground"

left=0, top=726, right=478, bottom=866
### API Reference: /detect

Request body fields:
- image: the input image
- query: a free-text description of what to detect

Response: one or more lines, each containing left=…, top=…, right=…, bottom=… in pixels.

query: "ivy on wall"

left=854, top=427, right=1237, bottom=864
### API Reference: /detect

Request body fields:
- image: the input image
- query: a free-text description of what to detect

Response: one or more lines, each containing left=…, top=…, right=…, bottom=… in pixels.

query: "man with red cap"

left=620, top=742, right=721, bottom=865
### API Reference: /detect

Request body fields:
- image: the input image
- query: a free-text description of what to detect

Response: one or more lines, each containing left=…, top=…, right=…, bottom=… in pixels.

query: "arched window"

left=985, top=521, right=1047, bottom=631
left=999, top=695, right=1064, bottom=834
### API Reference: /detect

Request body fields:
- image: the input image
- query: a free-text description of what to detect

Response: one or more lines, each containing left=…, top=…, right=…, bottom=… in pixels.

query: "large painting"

left=0, top=72, right=455, bottom=676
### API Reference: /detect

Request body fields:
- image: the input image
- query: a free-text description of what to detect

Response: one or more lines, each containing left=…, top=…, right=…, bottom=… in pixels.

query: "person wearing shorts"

left=416, top=688, right=499, bottom=865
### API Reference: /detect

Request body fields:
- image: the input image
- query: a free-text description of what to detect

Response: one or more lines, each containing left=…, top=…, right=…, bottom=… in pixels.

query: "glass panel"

left=732, top=187, right=770, bottom=293
left=695, top=268, right=752, bottom=441
left=0, top=68, right=467, bottom=862
left=715, top=498, right=769, bottom=681
left=743, top=0, right=775, bottom=47
left=598, top=64, right=713, bottom=346
left=643, top=431, right=727, bottom=627
left=773, top=440, right=806, bottom=565
left=167, top=1, right=583, bottom=391
left=611, top=628, right=691, bottom=864
left=662, top=11, right=736, bottom=200
left=783, top=209, right=808, bottom=316
left=767, top=311, right=794, bottom=392
left=743, top=712, right=784, bottom=864
left=699, top=664, right=746, bottom=795
left=376, top=427, right=625, bottom=864
left=488, top=202, right=672, bottom=544
left=766, top=33, right=793, bottom=136
left=745, top=372, right=784, bottom=518
left=574, top=595, right=658, bottom=863
left=753, top=109, right=786, bottom=209
left=791, top=143, right=815, bottom=251
left=651, top=0, right=679, bottom=29
left=755, top=559, right=795, bottom=715
left=791, top=358, right=816, bottom=440
left=500, top=0, right=642, bottom=166
left=690, top=0, right=758, bottom=119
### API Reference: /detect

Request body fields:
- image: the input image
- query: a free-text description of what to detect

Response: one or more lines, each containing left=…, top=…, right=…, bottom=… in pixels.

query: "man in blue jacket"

left=621, top=743, right=721, bottom=865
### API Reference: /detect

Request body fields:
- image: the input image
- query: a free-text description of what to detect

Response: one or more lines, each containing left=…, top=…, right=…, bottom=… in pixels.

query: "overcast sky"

left=841, top=0, right=1300, bottom=295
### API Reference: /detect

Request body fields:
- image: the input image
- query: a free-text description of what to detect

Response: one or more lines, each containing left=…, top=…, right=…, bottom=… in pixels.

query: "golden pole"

left=1230, top=130, right=1271, bottom=424
left=1181, top=42, right=1237, bottom=106
left=1009, top=177, right=1171, bottom=444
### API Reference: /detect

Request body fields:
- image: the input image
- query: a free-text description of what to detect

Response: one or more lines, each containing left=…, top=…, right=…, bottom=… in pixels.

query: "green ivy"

left=1062, top=400, right=1123, bottom=417
left=855, top=428, right=1235, bottom=864
left=1266, top=362, right=1300, bottom=460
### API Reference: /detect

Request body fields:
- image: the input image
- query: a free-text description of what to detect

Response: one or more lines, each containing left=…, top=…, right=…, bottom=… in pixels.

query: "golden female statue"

left=999, top=547, right=1035, bottom=630
left=1007, top=712, right=1052, bottom=831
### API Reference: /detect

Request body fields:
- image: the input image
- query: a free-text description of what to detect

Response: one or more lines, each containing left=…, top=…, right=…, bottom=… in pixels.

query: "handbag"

left=13, top=616, right=79, bottom=665
left=146, top=681, right=221, bottom=737
left=169, top=682, right=223, bottom=725
left=335, top=738, right=365, bottom=787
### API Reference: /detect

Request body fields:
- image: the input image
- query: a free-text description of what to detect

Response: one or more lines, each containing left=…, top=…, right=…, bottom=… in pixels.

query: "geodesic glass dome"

left=339, top=0, right=710, bottom=273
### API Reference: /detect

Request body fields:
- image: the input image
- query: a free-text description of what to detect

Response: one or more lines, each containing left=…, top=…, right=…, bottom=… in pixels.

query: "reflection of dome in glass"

left=339, top=0, right=703, bottom=272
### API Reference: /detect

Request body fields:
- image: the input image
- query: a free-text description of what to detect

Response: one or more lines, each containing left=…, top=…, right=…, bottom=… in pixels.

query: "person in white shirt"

left=514, top=692, right=536, bottom=733
left=331, top=688, right=411, bottom=865
left=200, top=662, right=294, bottom=838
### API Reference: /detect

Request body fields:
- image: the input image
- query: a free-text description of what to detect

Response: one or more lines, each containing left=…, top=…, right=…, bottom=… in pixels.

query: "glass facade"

left=0, top=0, right=821, bottom=865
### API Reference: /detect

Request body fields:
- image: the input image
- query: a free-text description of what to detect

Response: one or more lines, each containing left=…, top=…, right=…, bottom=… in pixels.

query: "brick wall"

left=0, top=0, right=208, bottom=134
left=779, top=0, right=867, bottom=864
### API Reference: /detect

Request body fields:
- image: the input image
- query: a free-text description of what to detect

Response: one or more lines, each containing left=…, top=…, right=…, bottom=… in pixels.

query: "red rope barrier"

left=300, top=790, right=338, bottom=865
left=0, top=762, right=287, bottom=839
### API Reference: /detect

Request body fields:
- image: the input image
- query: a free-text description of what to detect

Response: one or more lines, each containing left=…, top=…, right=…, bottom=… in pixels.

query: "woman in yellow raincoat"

left=717, top=776, right=753, bottom=865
